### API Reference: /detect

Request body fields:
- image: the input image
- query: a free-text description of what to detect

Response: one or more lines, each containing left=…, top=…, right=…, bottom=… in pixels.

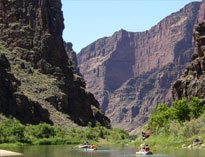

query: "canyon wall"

left=78, top=2, right=203, bottom=133
left=0, top=0, right=111, bottom=129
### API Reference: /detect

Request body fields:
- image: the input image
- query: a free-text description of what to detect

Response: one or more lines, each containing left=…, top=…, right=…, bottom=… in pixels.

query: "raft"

left=84, top=148, right=96, bottom=151
left=136, top=151, right=153, bottom=155
left=78, top=144, right=89, bottom=149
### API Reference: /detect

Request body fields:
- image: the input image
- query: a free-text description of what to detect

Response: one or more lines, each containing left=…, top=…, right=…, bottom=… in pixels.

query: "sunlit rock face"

left=77, top=2, right=204, bottom=133
left=197, top=0, right=205, bottom=23
left=0, top=0, right=111, bottom=129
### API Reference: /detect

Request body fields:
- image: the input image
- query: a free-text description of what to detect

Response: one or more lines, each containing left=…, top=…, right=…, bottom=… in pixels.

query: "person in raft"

left=83, top=141, right=90, bottom=145
left=141, top=146, right=145, bottom=152
left=145, top=144, right=150, bottom=152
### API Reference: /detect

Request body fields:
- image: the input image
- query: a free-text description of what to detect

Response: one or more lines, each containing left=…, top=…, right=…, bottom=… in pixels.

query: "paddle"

left=74, top=145, right=79, bottom=148
left=151, top=149, right=157, bottom=153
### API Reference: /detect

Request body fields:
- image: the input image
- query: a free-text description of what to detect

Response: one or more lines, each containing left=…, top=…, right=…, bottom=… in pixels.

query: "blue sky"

left=62, top=0, right=201, bottom=52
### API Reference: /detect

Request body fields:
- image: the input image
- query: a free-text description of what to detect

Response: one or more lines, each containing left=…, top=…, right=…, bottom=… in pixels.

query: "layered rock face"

left=78, top=2, right=202, bottom=133
left=173, top=22, right=205, bottom=101
left=0, top=0, right=110, bottom=129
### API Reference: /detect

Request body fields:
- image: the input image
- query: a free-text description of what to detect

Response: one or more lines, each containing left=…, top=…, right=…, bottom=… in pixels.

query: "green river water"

left=1, top=145, right=205, bottom=157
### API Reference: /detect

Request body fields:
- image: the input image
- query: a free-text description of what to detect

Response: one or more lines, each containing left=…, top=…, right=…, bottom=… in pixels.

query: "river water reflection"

left=1, top=145, right=205, bottom=157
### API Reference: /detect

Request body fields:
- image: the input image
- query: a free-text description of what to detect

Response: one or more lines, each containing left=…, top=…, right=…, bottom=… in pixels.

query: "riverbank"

left=132, top=98, right=205, bottom=149
left=0, top=149, right=22, bottom=156
left=0, top=119, right=130, bottom=146
left=133, top=134, right=205, bottom=148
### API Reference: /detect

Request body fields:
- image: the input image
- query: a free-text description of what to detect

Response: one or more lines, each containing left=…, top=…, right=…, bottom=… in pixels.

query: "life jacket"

left=145, top=146, right=150, bottom=151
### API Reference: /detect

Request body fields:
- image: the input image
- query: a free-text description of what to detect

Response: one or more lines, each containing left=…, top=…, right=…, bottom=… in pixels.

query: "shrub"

left=188, top=96, right=204, bottom=119
left=147, top=104, right=171, bottom=133
left=147, top=97, right=205, bottom=136
left=0, top=119, right=130, bottom=145
left=172, top=98, right=190, bottom=121
left=32, top=138, right=68, bottom=145
left=24, top=123, right=55, bottom=142
left=54, top=127, right=67, bottom=138
left=0, top=119, right=25, bottom=143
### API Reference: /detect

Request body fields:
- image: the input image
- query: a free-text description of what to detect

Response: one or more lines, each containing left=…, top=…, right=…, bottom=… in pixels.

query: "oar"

left=72, top=145, right=79, bottom=149
left=151, top=149, right=157, bottom=153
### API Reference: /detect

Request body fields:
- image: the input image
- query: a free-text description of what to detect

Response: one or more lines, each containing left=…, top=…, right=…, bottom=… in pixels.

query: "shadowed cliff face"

left=77, top=2, right=202, bottom=133
left=0, top=0, right=111, bottom=129
left=64, top=42, right=81, bottom=76
left=173, top=21, right=205, bottom=102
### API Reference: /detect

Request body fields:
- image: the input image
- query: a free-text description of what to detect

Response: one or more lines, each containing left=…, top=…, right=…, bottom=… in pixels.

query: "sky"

left=62, top=0, right=201, bottom=53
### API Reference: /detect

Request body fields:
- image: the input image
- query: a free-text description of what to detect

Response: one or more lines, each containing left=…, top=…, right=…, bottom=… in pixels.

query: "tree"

left=188, top=96, right=204, bottom=119
left=172, top=98, right=190, bottom=121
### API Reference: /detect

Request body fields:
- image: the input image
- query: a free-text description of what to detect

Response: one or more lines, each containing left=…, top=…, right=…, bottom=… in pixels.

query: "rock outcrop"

left=77, top=2, right=203, bottom=133
left=0, top=0, right=111, bottom=129
left=173, top=21, right=205, bottom=102
left=64, top=42, right=81, bottom=75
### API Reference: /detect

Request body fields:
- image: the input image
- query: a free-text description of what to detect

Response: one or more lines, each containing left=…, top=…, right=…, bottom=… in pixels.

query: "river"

left=0, top=145, right=205, bottom=157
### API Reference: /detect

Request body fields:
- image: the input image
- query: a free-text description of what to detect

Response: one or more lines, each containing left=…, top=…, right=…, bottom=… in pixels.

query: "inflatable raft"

left=78, top=144, right=89, bottom=149
left=136, top=151, right=153, bottom=155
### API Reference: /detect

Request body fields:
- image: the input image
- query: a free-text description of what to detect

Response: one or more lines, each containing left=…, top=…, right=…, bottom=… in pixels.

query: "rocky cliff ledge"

left=0, top=0, right=110, bottom=129
left=77, top=2, right=202, bottom=133
left=173, top=22, right=205, bottom=102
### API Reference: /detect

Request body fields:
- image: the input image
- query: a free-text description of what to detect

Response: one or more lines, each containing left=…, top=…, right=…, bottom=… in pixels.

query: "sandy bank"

left=0, top=149, right=23, bottom=156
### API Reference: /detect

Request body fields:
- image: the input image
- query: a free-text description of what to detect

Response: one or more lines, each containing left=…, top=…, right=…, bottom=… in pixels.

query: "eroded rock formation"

left=0, top=0, right=111, bottom=129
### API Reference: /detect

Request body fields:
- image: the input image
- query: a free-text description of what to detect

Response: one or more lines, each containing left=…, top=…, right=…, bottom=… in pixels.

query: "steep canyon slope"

left=172, top=0, right=205, bottom=101
left=173, top=21, right=205, bottom=101
left=0, top=0, right=110, bottom=129
left=77, top=1, right=204, bottom=133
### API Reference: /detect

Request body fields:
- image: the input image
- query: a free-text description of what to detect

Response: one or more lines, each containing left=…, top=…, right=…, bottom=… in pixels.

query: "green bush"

left=24, top=123, right=55, bottom=142
left=0, top=120, right=69, bottom=144
left=173, top=98, right=191, bottom=121
left=54, top=127, right=67, bottom=138
left=147, top=97, right=205, bottom=136
left=147, top=104, right=171, bottom=133
left=0, top=119, right=130, bottom=145
left=188, top=96, right=204, bottom=119
left=32, top=138, right=68, bottom=145
left=66, top=125, right=129, bottom=144
left=0, top=119, right=25, bottom=143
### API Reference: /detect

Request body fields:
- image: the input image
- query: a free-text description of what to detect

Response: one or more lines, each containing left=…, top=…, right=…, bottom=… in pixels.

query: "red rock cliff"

left=78, top=2, right=202, bottom=132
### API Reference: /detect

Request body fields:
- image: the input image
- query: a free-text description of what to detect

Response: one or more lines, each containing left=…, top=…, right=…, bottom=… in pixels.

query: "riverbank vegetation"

left=2, top=97, right=204, bottom=147
left=0, top=120, right=130, bottom=146
left=134, top=97, right=205, bottom=147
